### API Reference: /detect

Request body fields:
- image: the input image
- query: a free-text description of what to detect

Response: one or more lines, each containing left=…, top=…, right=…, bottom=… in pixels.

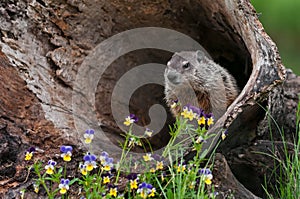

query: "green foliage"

left=24, top=105, right=219, bottom=198
left=262, top=99, right=300, bottom=198
left=251, top=0, right=300, bottom=75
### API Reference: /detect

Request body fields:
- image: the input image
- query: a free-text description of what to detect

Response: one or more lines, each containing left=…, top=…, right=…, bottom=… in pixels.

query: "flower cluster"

left=24, top=105, right=217, bottom=199
left=181, top=105, right=214, bottom=129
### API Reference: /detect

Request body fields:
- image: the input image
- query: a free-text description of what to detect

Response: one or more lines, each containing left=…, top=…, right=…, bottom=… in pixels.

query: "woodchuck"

left=164, top=50, right=239, bottom=120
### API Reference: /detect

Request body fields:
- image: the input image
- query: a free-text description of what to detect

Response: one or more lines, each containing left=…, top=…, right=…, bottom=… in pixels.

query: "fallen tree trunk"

left=0, top=0, right=299, bottom=198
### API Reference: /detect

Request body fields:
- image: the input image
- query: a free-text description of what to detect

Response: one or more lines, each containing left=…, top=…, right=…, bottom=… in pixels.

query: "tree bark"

left=0, top=0, right=299, bottom=198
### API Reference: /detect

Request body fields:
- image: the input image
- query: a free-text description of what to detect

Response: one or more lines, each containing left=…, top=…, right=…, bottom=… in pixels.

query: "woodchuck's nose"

left=166, top=69, right=181, bottom=85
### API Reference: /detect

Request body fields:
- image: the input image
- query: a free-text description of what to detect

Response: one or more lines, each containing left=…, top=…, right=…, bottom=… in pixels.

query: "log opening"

left=93, top=1, right=253, bottom=150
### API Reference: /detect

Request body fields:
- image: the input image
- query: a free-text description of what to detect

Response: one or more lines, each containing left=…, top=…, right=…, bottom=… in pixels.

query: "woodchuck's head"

left=164, top=50, right=210, bottom=88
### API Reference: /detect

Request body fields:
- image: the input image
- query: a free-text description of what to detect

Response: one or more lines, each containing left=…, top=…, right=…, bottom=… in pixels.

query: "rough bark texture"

left=0, top=0, right=299, bottom=198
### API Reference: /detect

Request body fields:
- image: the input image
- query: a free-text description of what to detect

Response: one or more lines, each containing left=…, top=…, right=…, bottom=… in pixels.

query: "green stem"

left=115, top=125, right=132, bottom=184
left=35, top=164, right=51, bottom=197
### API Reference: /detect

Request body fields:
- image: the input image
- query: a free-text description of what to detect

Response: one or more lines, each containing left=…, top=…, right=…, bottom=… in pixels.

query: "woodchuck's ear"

left=196, top=50, right=206, bottom=62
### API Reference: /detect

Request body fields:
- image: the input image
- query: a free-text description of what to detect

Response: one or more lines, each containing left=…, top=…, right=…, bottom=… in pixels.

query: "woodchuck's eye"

left=182, top=61, right=190, bottom=70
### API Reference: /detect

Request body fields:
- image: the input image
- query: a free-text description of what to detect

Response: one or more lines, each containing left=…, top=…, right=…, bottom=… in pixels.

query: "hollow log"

left=0, top=0, right=299, bottom=198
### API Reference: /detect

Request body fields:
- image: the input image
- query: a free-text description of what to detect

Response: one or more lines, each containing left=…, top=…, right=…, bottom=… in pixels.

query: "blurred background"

left=251, top=0, right=300, bottom=75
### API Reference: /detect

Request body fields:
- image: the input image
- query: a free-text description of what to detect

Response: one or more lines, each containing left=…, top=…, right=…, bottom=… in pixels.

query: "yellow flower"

left=60, top=146, right=73, bottom=162
left=181, top=107, right=194, bottom=121
left=62, top=152, right=72, bottom=162
left=189, top=181, right=195, bottom=189
left=103, top=165, right=111, bottom=171
left=140, top=191, right=147, bottom=199
left=221, top=130, right=228, bottom=140
left=149, top=188, right=156, bottom=197
left=87, top=164, right=95, bottom=171
left=79, top=163, right=88, bottom=175
left=222, top=132, right=226, bottom=140
left=81, top=168, right=87, bottom=175
left=59, top=178, right=70, bottom=194
left=204, top=174, right=213, bottom=185
left=60, top=187, right=67, bottom=194
left=197, top=116, right=206, bottom=125
left=45, top=160, right=57, bottom=175
left=123, top=114, right=138, bottom=126
left=25, top=152, right=33, bottom=161
left=103, top=176, right=110, bottom=184
left=207, top=117, right=214, bottom=126
left=130, top=179, right=138, bottom=190
left=156, top=161, right=164, bottom=170
left=45, top=166, right=54, bottom=175
left=84, top=129, right=94, bottom=144
left=85, top=137, right=92, bottom=144
left=143, top=153, right=153, bottom=162
left=124, top=117, right=134, bottom=126
left=199, top=168, right=213, bottom=185
left=150, top=168, right=156, bottom=173
left=144, top=128, right=153, bottom=137
left=177, top=165, right=186, bottom=173
left=109, top=187, right=117, bottom=197
left=33, top=184, right=39, bottom=193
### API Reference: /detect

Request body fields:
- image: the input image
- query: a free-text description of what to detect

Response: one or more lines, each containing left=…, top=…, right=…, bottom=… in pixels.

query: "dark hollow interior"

left=93, top=0, right=261, bottom=195
left=95, top=0, right=252, bottom=149
left=90, top=0, right=269, bottom=196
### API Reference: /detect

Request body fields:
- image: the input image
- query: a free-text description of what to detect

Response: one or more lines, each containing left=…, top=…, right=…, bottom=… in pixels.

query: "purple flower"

left=25, top=147, right=36, bottom=161
left=60, top=145, right=73, bottom=162
left=137, top=182, right=156, bottom=197
left=100, top=151, right=109, bottom=164
left=59, top=178, right=70, bottom=194
left=186, top=104, right=204, bottom=116
left=60, top=145, right=73, bottom=153
left=45, top=160, right=57, bottom=174
left=130, top=114, right=138, bottom=122
left=84, top=129, right=95, bottom=144
left=102, top=157, right=114, bottom=171
left=222, top=129, right=228, bottom=140
left=198, top=168, right=212, bottom=175
left=83, top=153, right=97, bottom=171
left=124, top=114, right=139, bottom=126
left=85, top=129, right=94, bottom=134
left=198, top=168, right=213, bottom=185
left=127, top=173, right=138, bottom=180
left=28, top=147, right=36, bottom=153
